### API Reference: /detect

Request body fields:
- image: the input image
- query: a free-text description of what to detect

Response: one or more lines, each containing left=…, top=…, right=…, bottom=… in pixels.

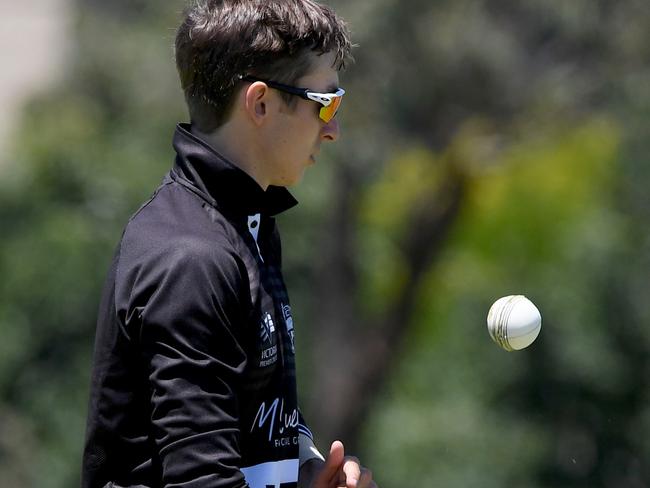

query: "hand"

left=306, top=440, right=377, bottom=488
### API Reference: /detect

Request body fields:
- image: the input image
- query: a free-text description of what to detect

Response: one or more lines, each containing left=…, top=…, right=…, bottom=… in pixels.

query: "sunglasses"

left=240, top=75, right=345, bottom=123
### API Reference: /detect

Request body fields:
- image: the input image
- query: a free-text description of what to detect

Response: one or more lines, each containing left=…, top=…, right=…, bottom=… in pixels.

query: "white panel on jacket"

left=247, top=213, right=264, bottom=262
left=241, top=458, right=299, bottom=488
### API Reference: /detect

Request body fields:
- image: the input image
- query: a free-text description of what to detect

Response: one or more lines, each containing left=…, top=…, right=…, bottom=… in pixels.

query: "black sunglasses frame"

left=240, top=75, right=314, bottom=101
left=239, top=75, right=345, bottom=123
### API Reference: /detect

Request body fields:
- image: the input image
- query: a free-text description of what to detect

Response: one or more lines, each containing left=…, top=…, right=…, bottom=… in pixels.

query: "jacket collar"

left=171, top=123, right=298, bottom=216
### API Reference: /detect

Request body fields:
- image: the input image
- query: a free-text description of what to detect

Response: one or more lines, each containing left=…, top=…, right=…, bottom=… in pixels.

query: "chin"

left=288, top=168, right=309, bottom=187
left=272, top=174, right=300, bottom=188
left=285, top=175, right=305, bottom=187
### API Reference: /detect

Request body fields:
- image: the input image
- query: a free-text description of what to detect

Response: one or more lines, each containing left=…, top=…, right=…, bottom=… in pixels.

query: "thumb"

left=319, top=440, right=345, bottom=480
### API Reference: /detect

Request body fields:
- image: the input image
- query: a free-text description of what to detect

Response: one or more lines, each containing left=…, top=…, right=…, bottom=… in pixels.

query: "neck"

left=191, top=122, right=270, bottom=190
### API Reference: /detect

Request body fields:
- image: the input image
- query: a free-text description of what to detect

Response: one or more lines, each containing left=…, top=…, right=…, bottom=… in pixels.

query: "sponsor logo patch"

left=259, top=312, right=278, bottom=367
left=281, top=304, right=295, bottom=354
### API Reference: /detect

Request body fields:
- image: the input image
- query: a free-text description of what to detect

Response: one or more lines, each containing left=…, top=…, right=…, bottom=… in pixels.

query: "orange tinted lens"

left=319, top=96, right=342, bottom=123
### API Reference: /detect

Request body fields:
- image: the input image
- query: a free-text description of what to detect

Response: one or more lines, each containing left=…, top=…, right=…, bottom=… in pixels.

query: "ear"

left=244, top=81, right=270, bottom=126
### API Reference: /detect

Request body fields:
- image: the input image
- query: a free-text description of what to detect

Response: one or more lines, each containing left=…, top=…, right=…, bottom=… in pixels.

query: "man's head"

left=175, top=0, right=353, bottom=133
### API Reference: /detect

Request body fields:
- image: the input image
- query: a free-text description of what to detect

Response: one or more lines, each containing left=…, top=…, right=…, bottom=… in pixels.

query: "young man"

left=82, top=1, right=377, bottom=487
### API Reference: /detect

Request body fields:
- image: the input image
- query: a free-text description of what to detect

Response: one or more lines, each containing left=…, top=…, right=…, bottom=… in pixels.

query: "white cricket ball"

left=487, top=295, right=542, bottom=351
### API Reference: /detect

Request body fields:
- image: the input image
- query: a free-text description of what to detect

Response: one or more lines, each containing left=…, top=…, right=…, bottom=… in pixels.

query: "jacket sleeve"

left=297, top=409, right=314, bottom=442
left=297, top=410, right=324, bottom=466
left=118, top=239, right=251, bottom=488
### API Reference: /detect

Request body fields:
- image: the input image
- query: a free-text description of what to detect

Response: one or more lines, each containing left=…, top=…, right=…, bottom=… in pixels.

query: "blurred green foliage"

left=362, top=118, right=624, bottom=487
left=1, top=0, right=649, bottom=487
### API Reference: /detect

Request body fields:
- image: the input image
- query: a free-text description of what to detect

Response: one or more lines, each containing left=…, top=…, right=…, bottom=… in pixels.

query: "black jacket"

left=82, top=124, right=310, bottom=488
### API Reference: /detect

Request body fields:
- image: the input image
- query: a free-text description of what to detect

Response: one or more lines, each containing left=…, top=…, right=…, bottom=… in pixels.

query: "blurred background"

left=1, top=0, right=649, bottom=486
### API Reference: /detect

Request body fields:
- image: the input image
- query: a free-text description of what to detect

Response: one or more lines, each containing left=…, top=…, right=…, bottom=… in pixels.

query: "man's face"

left=262, top=51, right=342, bottom=187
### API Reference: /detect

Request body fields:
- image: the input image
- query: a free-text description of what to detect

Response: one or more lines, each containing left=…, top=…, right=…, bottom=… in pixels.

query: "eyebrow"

left=321, top=84, right=340, bottom=93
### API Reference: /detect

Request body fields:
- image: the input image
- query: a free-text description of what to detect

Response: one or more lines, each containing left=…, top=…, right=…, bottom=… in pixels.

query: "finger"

left=342, top=456, right=361, bottom=487
left=356, top=467, right=374, bottom=488
left=318, top=440, right=345, bottom=482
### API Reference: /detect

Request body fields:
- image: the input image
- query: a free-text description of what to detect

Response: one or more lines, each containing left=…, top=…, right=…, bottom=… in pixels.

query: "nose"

left=320, top=117, right=340, bottom=142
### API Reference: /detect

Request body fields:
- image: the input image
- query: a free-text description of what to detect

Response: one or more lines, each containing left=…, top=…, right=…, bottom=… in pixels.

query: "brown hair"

left=175, top=0, right=353, bottom=132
